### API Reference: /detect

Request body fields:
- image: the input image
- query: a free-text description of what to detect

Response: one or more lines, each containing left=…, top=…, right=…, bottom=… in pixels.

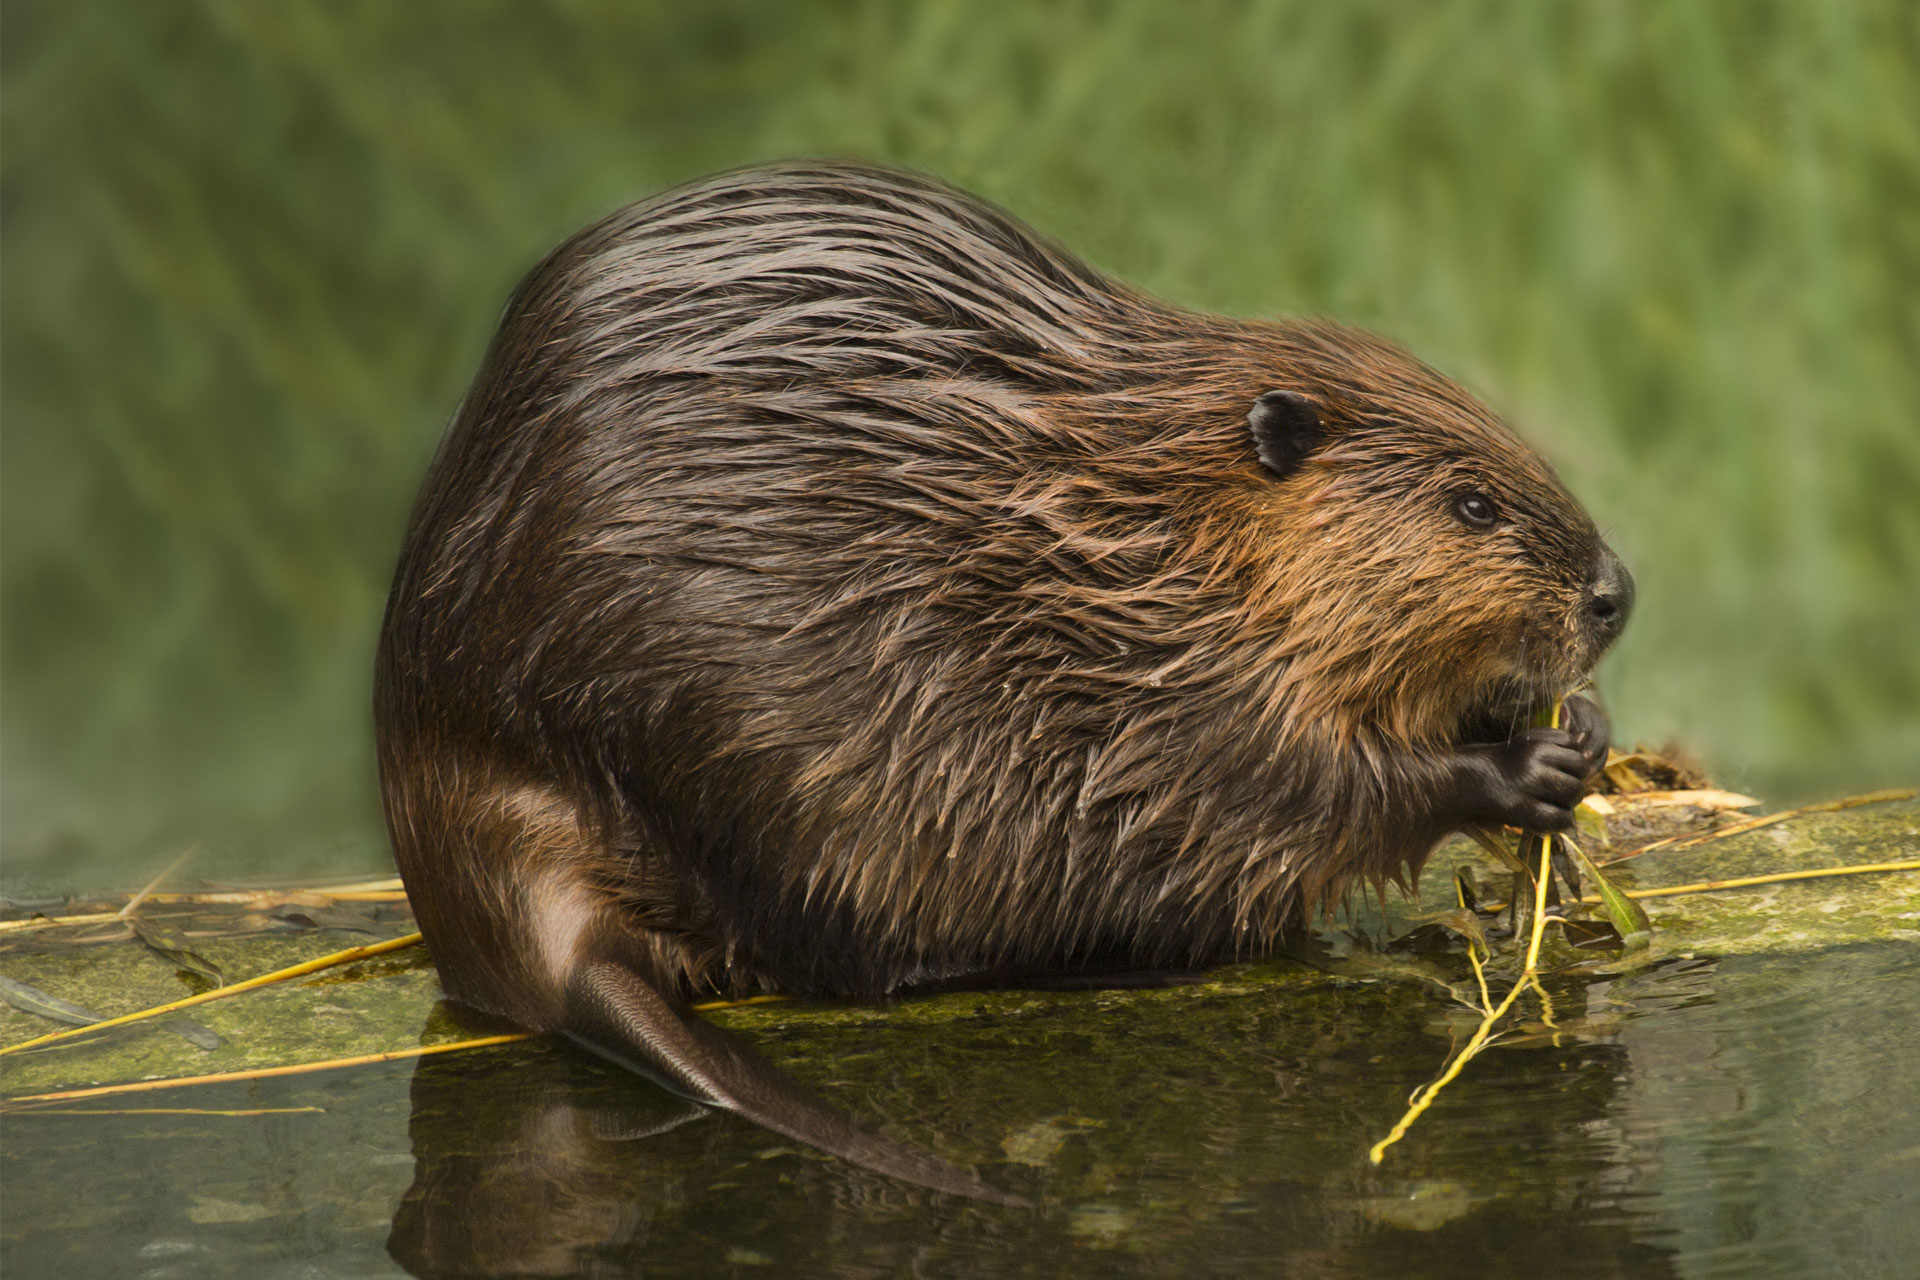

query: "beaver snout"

left=1585, top=547, right=1635, bottom=645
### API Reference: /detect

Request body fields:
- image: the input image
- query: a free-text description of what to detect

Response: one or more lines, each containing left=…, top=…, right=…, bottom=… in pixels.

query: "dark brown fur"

left=374, top=162, right=1629, bottom=1193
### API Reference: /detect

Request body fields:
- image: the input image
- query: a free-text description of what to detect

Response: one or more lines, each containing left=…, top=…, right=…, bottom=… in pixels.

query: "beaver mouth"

left=1452, top=614, right=1602, bottom=745
left=1454, top=675, right=1560, bottom=746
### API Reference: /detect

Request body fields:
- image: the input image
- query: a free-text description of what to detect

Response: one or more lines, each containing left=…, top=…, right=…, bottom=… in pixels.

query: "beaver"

left=375, top=161, right=1631, bottom=1197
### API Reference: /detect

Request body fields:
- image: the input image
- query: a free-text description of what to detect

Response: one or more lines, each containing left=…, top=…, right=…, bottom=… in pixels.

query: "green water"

left=5, top=1, right=1919, bottom=889
left=4, top=944, right=1916, bottom=1278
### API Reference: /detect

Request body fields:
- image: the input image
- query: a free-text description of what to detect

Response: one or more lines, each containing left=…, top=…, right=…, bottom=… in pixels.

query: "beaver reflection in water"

left=376, top=163, right=1632, bottom=1199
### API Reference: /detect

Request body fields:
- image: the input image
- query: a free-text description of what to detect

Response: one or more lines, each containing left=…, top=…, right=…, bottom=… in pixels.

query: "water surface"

left=5, top=941, right=1914, bottom=1279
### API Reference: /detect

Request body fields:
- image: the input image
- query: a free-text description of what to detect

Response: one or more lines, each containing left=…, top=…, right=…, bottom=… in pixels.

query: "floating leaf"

left=1414, top=908, right=1490, bottom=960
left=0, top=975, right=103, bottom=1026
left=160, top=1019, right=222, bottom=1051
left=1465, top=827, right=1530, bottom=875
left=0, top=974, right=221, bottom=1050
left=1563, top=837, right=1653, bottom=951
left=132, top=919, right=226, bottom=987
left=268, top=904, right=378, bottom=934
left=1550, top=842, right=1584, bottom=902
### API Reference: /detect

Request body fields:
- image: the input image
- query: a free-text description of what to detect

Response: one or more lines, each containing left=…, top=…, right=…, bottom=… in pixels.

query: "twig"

left=1601, top=858, right=1920, bottom=901
left=1601, top=788, right=1915, bottom=865
left=0, top=933, right=425, bottom=1056
left=148, top=885, right=407, bottom=905
left=0, top=879, right=411, bottom=934
left=692, top=993, right=789, bottom=1012
left=0, top=911, right=137, bottom=935
left=199, top=875, right=405, bottom=893
left=1, top=1033, right=533, bottom=1105
left=9, top=1106, right=325, bottom=1117
left=1, top=990, right=792, bottom=1107
left=1465, top=932, right=1492, bottom=1012
left=118, top=846, right=199, bottom=919
left=1369, top=821, right=1555, bottom=1164
left=140, top=880, right=405, bottom=904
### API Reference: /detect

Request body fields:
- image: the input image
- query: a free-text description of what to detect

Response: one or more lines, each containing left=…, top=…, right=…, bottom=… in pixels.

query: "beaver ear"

left=1247, top=390, right=1325, bottom=480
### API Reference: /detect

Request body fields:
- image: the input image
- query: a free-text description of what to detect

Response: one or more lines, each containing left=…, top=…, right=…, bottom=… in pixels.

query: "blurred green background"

left=4, top=1, right=1917, bottom=890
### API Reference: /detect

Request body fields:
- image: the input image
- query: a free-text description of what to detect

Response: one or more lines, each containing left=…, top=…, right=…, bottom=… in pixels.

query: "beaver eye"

left=1453, top=493, right=1498, bottom=528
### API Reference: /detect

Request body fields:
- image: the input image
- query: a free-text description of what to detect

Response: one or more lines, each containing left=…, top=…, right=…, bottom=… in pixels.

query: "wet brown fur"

left=376, top=162, right=1614, bottom=1029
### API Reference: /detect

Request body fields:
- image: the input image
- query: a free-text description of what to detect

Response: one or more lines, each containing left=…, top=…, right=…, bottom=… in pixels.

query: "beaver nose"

left=1586, top=548, right=1635, bottom=640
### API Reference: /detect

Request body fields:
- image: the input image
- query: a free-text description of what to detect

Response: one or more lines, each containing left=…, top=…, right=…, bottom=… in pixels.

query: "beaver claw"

left=1557, top=693, right=1610, bottom=776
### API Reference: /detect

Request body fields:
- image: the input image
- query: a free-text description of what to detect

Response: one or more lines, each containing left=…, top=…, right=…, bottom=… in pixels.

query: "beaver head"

left=1223, top=325, right=1632, bottom=750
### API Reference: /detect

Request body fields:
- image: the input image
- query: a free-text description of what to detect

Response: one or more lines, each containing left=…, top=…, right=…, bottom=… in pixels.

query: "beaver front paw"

left=1446, top=727, right=1595, bottom=833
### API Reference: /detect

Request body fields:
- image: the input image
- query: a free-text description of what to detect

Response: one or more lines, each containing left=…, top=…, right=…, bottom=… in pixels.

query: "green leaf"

left=133, top=919, right=227, bottom=987
left=1563, top=837, right=1654, bottom=951
left=0, top=974, right=103, bottom=1026
left=0, top=974, right=220, bottom=1049
left=161, top=1018, right=223, bottom=1051
left=1414, top=907, right=1491, bottom=960
left=1465, top=827, right=1530, bottom=875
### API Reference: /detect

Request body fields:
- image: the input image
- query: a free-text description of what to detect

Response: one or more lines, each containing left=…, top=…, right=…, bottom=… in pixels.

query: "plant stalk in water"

left=1368, top=815, right=1556, bottom=1165
left=1367, top=701, right=1568, bottom=1165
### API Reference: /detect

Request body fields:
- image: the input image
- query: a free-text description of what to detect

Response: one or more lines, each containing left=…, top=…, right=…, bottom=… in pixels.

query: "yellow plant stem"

left=1603, top=788, right=1915, bottom=865
left=1599, top=858, right=1920, bottom=902
left=1526, top=973, right=1558, bottom=1029
left=0, top=932, right=426, bottom=1056
left=1479, top=858, right=1920, bottom=916
left=200, top=877, right=405, bottom=895
left=0, top=911, right=141, bottom=934
left=2, top=1034, right=533, bottom=1105
left=1466, top=942, right=1492, bottom=1012
left=1369, top=825, right=1554, bottom=1165
left=0, top=878, right=413, bottom=935
left=118, top=847, right=198, bottom=919
left=2, top=990, right=791, bottom=1107
left=13, top=1106, right=326, bottom=1117
left=141, top=880, right=407, bottom=903
left=693, top=993, right=790, bottom=1012
left=194, top=877, right=407, bottom=895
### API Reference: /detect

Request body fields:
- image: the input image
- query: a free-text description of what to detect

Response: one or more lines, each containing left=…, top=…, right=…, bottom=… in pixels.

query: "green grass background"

left=4, top=1, right=1917, bottom=887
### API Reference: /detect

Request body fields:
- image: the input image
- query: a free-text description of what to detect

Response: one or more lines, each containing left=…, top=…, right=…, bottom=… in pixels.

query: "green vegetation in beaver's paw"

left=1356, top=713, right=1918, bottom=1161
